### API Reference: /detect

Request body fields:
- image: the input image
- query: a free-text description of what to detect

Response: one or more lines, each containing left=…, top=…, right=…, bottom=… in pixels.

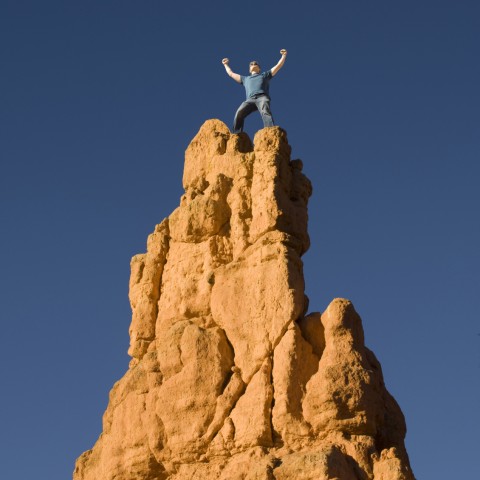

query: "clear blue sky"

left=1, top=1, right=479, bottom=478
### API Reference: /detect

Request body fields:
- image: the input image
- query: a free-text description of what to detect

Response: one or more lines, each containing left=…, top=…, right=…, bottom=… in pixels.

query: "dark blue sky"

left=1, top=1, right=479, bottom=478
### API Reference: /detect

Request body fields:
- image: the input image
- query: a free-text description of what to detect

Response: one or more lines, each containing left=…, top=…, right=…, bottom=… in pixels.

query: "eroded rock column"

left=74, top=120, right=414, bottom=480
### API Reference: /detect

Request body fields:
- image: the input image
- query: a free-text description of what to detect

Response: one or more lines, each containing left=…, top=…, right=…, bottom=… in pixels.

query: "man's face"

left=249, top=61, right=261, bottom=74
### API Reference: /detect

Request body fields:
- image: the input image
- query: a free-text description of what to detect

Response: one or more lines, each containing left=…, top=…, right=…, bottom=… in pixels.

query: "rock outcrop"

left=74, top=120, right=415, bottom=480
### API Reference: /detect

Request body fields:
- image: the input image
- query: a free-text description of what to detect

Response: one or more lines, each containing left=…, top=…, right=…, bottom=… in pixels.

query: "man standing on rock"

left=222, top=49, right=287, bottom=133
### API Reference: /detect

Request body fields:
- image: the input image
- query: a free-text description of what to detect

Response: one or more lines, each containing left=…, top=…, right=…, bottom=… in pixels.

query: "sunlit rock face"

left=74, top=120, right=415, bottom=480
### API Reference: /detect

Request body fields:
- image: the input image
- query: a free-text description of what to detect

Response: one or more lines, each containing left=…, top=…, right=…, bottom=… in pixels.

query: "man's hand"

left=280, top=49, right=287, bottom=56
left=222, top=58, right=229, bottom=65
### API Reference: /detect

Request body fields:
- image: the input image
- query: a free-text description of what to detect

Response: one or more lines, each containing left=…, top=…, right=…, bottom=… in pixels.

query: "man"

left=222, top=49, right=287, bottom=133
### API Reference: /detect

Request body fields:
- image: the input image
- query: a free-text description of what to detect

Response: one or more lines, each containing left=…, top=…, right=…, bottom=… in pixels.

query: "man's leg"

left=256, top=96, right=275, bottom=127
left=233, top=100, right=257, bottom=133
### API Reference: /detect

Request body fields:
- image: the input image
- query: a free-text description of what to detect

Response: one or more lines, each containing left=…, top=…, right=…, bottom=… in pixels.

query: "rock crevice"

left=74, top=120, right=415, bottom=480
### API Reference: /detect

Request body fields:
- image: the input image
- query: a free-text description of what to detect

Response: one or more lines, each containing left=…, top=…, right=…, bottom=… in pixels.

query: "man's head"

left=249, top=60, right=261, bottom=74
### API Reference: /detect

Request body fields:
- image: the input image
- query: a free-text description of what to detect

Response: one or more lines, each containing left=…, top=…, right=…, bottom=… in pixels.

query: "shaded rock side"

left=74, top=120, right=414, bottom=480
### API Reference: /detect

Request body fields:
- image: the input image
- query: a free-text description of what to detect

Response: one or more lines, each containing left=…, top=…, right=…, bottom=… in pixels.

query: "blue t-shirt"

left=240, top=70, right=273, bottom=99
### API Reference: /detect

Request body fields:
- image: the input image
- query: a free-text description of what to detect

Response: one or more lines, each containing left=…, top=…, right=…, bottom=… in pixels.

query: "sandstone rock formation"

left=74, top=120, right=415, bottom=480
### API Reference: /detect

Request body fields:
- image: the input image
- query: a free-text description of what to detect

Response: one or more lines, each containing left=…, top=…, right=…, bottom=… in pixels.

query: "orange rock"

left=74, top=121, right=414, bottom=480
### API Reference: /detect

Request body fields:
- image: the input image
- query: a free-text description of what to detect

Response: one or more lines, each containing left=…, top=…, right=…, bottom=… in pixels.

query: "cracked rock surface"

left=74, top=120, right=415, bottom=480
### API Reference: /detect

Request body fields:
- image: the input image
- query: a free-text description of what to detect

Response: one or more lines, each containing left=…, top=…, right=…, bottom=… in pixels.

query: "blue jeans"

left=233, top=94, right=275, bottom=133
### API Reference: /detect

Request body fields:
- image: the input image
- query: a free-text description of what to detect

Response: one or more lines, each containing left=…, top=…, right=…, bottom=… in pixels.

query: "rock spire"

left=74, top=120, right=415, bottom=480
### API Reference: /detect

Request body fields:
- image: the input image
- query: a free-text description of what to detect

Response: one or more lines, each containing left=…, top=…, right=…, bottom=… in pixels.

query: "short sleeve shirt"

left=240, top=70, right=273, bottom=99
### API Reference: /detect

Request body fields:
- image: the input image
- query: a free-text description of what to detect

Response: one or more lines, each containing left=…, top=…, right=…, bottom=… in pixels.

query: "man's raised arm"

left=222, top=58, right=242, bottom=84
left=271, top=49, right=287, bottom=76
